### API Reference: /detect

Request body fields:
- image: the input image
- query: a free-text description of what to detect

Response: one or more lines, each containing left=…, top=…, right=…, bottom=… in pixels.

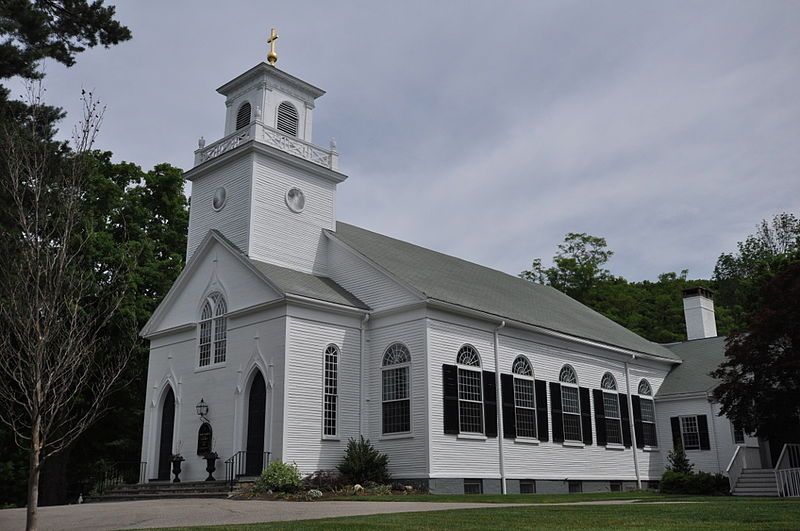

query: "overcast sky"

left=26, top=0, right=800, bottom=281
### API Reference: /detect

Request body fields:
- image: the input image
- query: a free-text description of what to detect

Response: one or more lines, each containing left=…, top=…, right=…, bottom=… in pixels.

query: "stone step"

left=86, top=491, right=229, bottom=503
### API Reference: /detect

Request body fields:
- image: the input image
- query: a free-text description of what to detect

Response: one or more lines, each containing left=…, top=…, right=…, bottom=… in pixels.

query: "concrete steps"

left=86, top=481, right=231, bottom=503
left=733, top=469, right=778, bottom=497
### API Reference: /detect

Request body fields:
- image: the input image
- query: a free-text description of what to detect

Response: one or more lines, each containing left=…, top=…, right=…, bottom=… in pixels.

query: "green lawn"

left=324, top=490, right=665, bottom=504
left=161, top=495, right=800, bottom=530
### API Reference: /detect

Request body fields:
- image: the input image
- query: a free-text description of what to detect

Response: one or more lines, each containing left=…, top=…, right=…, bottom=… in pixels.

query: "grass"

left=153, top=494, right=800, bottom=530
left=324, top=490, right=665, bottom=504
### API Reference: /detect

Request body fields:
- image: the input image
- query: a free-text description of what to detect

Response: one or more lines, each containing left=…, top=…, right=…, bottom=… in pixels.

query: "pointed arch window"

left=323, top=344, right=339, bottom=437
left=638, top=379, right=658, bottom=446
left=277, top=101, right=299, bottom=136
left=512, top=356, right=537, bottom=438
left=457, top=345, right=483, bottom=434
left=199, top=292, right=227, bottom=367
left=382, top=343, right=411, bottom=434
left=559, top=365, right=582, bottom=442
left=601, top=372, right=623, bottom=445
left=236, top=102, right=251, bottom=130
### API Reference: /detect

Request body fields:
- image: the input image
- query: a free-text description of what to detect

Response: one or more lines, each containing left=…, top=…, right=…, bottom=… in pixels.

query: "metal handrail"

left=224, top=451, right=271, bottom=491
left=94, top=461, right=147, bottom=495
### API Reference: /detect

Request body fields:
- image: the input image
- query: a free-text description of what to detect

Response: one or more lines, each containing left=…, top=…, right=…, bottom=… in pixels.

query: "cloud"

left=32, top=0, right=800, bottom=281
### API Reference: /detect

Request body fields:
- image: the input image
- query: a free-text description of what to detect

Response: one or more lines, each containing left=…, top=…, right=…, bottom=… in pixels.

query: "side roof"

left=329, top=222, right=679, bottom=362
left=658, top=336, right=727, bottom=397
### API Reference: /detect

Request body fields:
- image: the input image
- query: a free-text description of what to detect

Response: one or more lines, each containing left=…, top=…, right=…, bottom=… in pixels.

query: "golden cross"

left=267, top=28, right=279, bottom=65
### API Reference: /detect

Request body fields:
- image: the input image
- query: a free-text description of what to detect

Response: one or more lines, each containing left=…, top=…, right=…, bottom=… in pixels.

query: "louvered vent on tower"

left=276, top=101, right=299, bottom=137
left=236, top=102, right=251, bottom=130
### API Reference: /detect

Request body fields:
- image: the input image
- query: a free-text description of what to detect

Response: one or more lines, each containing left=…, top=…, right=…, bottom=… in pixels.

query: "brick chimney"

left=682, top=287, right=717, bottom=340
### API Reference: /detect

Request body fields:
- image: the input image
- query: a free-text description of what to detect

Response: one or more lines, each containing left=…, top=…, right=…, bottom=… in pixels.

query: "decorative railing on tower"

left=194, top=122, right=339, bottom=171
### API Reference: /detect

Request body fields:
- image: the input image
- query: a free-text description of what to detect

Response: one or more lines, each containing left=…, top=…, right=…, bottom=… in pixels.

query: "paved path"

left=0, top=498, right=659, bottom=530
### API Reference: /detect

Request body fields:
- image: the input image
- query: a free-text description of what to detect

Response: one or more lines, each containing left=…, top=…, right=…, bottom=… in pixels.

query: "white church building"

left=138, top=53, right=768, bottom=494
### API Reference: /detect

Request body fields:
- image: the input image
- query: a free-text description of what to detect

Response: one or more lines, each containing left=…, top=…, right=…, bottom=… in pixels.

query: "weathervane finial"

left=267, top=28, right=279, bottom=65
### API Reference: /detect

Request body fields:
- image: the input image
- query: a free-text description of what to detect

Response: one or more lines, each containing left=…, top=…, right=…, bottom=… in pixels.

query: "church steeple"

left=185, top=48, right=346, bottom=275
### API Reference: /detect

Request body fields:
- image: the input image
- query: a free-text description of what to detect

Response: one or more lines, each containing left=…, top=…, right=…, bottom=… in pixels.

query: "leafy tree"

left=711, top=261, right=800, bottom=446
left=713, top=213, right=800, bottom=331
left=521, top=232, right=614, bottom=303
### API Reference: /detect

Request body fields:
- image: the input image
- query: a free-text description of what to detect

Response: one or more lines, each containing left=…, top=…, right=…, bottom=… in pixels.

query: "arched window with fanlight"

left=198, top=292, right=227, bottom=366
left=457, top=345, right=483, bottom=434
left=512, top=356, right=536, bottom=439
left=559, top=365, right=582, bottom=442
left=601, top=373, right=623, bottom=445
left=322, top=344, right=339, bottom=437
left=236, top=102, right=251, bottom=130
left=638, top=379, right=658, bottom=447
left=382, top=343, right=411, bottom=434
left=276, top=101, right=299, bottom=136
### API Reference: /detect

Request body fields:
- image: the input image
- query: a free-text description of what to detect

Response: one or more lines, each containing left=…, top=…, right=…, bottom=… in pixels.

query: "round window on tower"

left=285, top=188, right=305, bottom=213
left=212, top=187, right=227, bottom=211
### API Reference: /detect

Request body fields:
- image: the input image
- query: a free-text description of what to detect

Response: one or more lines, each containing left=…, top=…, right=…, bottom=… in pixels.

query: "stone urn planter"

left=204, top=452, right=219, bottom=481
left=171, top=454, right=185, bottom=483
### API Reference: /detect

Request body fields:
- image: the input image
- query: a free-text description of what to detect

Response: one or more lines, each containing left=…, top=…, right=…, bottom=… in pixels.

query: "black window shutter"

left=697, top=415, right=711, bottom=450
left=442, top=364, right=459, bottom=434
left=550, top=382, right=563, bottom=443
left=670, top=416, right=682, bottom=450
left=535, top=379, right=549, bottom=442
left=579, top=387, right=593, bottom=445
left=619, top=393, right=632, bottom=448
left=593, top=389, right=606, bottom=446
left=632, top=395, right=645, bottom=449
left=483, top=371, right=498, bottom=438
left=500, top=374, right=516, bottom=439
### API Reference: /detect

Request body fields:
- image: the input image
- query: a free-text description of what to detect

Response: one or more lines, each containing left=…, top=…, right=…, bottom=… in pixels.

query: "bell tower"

left=184, top=32, right=345, bottom=275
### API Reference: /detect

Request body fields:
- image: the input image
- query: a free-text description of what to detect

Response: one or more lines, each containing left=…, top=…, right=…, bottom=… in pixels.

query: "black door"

left=157, top=387, right=175, bottom=481
left=245, top=371, right=267, bottom=476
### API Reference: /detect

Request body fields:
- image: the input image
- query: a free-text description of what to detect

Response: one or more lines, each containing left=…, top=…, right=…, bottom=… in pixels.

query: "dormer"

left=217, top=63, right=324, bottom=142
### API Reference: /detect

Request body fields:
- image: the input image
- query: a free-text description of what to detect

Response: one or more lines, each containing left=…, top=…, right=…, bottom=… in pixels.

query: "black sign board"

left=197, top=422, right=213, bottom=456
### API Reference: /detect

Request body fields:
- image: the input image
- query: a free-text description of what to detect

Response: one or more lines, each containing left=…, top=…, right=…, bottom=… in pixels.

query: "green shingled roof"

left=658, top=336, right=727, bottom=397
left=248, top=258, right=369, bottom=310
left=330, top=222, right=680, bottom=362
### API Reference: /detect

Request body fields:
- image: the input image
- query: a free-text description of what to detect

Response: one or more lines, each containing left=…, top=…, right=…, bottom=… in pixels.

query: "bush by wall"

left=337, top=436, right=390, bottom=485
left=659, top=470, right=729, bottom=495
left=253, top=461, right=302, bottom=493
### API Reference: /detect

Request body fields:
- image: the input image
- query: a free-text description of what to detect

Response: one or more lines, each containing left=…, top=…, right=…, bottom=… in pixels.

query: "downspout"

left=625, top=358, right=642, bottom=489
left=359, top=313, right=370, bottom=436
left=707, top=394, right=722, bottom=472
left=494, top=321, right=507, bottom=494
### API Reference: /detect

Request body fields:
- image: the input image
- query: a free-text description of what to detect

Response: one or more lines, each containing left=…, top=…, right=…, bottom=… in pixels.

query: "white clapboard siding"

left=655, top=396, right=730, bottom=474
left=327, top=238, right=420, bottom=312
left=249, top=153, right=335, bottom=275
left=627, top=365, right=668, bottom=479
left=141, top=308, right=287, bottom=482
left=366, top=317, right=428, bottom=478
left=187, top=156, right=252, bottom=260
left=152, top=238, right=280, bottom=333
left=283, top=316, right=361, bottom=473
left=428, top=319, right=500, bottom=478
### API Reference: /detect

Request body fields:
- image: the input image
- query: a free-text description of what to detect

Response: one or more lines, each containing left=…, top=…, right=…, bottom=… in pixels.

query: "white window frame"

left=601, top=372, right=623, bottom=445
left=381, top=343, right=412, bottom=436
left=322, top=344, right=339, bottom=439
left=679, top=415, right=701, bottom=450
left=638, top=379, right=658, bottom=447
left=197, top=292, right=227, bottom=368
left=457, top=345, right=484, bottom=435
left=559, top=365, right=582, bottom=442
left=512, top=356, right=537, bottom=440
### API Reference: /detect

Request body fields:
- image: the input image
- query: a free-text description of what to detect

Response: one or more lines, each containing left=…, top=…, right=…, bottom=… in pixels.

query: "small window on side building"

left=464, top=479, right=483, bottom=494
left=568, top=480, right=583, bottom=494
left=520, top=480, right=536, bottom=494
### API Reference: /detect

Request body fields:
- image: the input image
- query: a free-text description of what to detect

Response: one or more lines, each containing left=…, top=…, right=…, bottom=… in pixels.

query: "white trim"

left=514, top=437, right=540, bottom=445
left=561, top=441, right=585, bottom=448
left=457, top=433, right=488, bottom=441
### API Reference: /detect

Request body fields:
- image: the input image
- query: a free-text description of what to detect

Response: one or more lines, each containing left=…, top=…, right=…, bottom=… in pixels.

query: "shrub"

left=303, top=469, right=345, bottom=491
left=337, top=436, right=391, bottom=485
left=254, top=461, right=302, bottom=493
left=660, top=470, right=729, bottom=495
left=666, top=444, right=694, bottom=474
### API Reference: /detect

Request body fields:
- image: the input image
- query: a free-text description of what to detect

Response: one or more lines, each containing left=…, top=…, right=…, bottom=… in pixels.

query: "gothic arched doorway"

left=157, top=386, right=175, bottom=481
left=245, top=370, right=267, bottom=476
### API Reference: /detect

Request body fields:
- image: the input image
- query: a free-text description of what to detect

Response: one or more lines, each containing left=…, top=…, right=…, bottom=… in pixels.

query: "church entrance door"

left=157, top=387, right=175, bottom=481
left=245, top=371, right=267, bottom=476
